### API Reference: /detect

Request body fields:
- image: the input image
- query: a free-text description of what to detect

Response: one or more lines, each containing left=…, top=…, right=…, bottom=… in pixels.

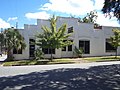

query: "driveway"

left=0, top=61, right=120, bottom=90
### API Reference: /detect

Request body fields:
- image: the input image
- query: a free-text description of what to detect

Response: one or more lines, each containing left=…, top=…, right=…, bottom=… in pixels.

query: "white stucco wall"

left=13, top=17, right=120, bottom=60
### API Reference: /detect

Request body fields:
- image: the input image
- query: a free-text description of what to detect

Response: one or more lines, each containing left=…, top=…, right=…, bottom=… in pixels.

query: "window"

left=68, top=26, right=73, bottom=33
left=13, top=47, right=22, bottom=54
left=42, top=48, right=48, bottom=54
left=68, top=40, right=73, bottom=51
left=62, top=40, right=67, bottom=51
left=68, top=45, right=72, bottom=51
left=62, top=40, right=73, bottom=51
left=79, top=40, right=90, bottom=54
left=62, top=47, right=66, bottom=51
left=42, top=48, right=55, bottom=54
left=106, top=39, right=116, bottom=52
left=29, top=39, right=35, bottom=44
left=29, top=39, right=35, bottom=57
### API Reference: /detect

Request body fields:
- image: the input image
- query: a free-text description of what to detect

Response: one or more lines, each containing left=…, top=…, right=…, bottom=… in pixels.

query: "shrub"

left=34, top=48, right=44, bottom=60
left=74, top=46, right=83, bottom=58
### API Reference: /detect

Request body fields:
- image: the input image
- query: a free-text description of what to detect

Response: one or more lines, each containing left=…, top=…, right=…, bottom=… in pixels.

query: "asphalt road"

left=0, top=61, right=120, bottom=90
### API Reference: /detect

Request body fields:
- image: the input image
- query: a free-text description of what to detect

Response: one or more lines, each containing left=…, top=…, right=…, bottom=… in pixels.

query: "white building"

left=13, top=17, right=120, bottom=60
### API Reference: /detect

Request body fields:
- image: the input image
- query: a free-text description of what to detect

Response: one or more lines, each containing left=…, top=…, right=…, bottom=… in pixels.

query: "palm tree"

left=36, top=15, right=73, bottom=60
left=5, top=28, right=26, bottom=61
left=0, top=32, right=5, bottom=54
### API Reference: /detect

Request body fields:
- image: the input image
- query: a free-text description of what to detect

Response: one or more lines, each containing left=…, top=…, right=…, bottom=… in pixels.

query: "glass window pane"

left=62, top=47, right=66, bottom=51
left=106, top=39, right=116, bottom=52
left=42, top=48, right=48, bottom=54
left=68, top=45, right=72, bottom=51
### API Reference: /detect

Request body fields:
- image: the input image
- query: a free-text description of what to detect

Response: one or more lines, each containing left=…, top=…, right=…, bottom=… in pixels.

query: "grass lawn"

left=2, top=56, right=120, bottom=66
left=2, top=59, right=77, bottom=66
left=83, top=56, right=120, bottom=62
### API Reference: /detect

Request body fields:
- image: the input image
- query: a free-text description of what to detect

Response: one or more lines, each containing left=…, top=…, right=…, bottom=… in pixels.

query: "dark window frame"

left=68, top=26, right=73, bottom=33
left=79, top=40, right=90, bottom=54
left=42, top=48, right=55, bottom=54
left=106, top=39, right=116, bottom=52
left=29, top=39, right=35, bottom=57
left=68, top=45, right=72, bottom=51
left=13, top=47, right=22, bottom=54
left=62, top=47, right=66, bottom=51
left=68, top=40, right=73, bottom=51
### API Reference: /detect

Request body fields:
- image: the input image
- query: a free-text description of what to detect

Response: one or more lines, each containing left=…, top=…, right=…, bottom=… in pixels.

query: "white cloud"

left=25, top=11, right=50, bottom=19
left=94, top=0, right=104, bottom=10
left=40, top=0, right=94, bottom=15
left=96, top=12, right=120, bottom=27
left=24, top=0, right=118, bottom=27
left=0, top=18, right=10, bottom=28
left=7, top=17, right=18, bottom=22
left=40, top=0, right=119, bottom=27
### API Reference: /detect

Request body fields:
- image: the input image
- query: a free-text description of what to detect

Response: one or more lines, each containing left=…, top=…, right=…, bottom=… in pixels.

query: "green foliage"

left=102, top=0, right=120, bottom=21
left=36, top=15, right=73, bottom=60
left=78, top=11, right=98, bottom=23
left=0, top=32, right=5, bottom=52
left=74, top=46, right=83, bottom=58
left=110, top=28, right=120, bottom=58
left=83, top=56, right=120, bottom=62
left=4, top=28, right=26, bottom=61
left=34, top=48, right=44, bottom=60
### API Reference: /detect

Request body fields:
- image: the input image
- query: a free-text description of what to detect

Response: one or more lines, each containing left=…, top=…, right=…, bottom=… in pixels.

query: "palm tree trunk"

left=1, top=43, right=2, bottom=53
left=7, top=48, right=13, bottom=61
left=115, top=47, right=117, bottom=59
left=50, top=48, right=53, bottom=61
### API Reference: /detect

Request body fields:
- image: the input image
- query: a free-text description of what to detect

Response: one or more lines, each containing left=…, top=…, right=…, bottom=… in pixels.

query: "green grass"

left=2, top=59, right=77, bottom=66
left=2, top=56, right=120, bottom=66
left=83, top=56, right=120, bottom=62
left=48, top=59, right=77, bottom=64
left=3, top=60, right=37, bottom=66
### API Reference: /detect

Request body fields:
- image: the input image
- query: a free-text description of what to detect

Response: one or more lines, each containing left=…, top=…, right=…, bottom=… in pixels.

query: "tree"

left=110, top=28, right=120, bottom=58
left=4, top=28, right=26, bottom=61
left=36, top=15, right=73, bottom=60
left=78, top=10, right=98, bottom=23
left=0, top=32, right=5, bottom=53
left=34, top=48, right=44, bottom=60
left=102, top=0, right=120, bottom=21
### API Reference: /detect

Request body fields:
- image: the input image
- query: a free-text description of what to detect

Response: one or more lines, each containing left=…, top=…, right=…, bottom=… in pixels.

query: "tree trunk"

left=50, top=48, right=53, bottom=61
left=7, top=48, right=13, bottom=61
left=0, top=44, right=2, bottom=55
left=115, top=47, right=117, bottom=59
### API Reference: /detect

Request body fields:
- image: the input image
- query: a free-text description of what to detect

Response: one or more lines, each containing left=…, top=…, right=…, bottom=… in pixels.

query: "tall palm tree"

left=0, top=32, right=5, bottom=53
left=5, top=28, right=26, bottom=61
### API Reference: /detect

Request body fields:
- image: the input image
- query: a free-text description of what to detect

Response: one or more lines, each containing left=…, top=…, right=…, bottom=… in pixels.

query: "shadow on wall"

left=0, top=65, right=120, bottom=90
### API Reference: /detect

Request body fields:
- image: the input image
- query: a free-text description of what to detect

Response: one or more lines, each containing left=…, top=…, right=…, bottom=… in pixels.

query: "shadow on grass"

left=0, top=64, right=120, bottom=90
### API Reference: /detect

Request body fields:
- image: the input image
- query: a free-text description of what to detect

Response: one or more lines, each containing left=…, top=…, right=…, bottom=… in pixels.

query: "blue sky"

left=0, top=0, right=120, bottom=30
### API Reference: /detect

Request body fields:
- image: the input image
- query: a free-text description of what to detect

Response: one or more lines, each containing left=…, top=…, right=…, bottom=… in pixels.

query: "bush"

left=34, top=48, right=44, bottom=60
left=74, top=46, right=83, bottom=58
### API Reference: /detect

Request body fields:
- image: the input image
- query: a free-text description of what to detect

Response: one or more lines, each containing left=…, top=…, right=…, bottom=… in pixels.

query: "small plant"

left=34, top=48, right=44, bottom=60
left=74, top=46, right=83, bottom=58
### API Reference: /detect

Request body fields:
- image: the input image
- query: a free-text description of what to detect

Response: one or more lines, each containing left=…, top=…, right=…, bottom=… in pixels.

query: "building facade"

left=13, top=17, right=120, bottom=60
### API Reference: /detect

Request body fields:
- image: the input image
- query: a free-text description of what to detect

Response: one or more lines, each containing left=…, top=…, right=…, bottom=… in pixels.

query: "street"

left=0, top=61, right=120, bottom=90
